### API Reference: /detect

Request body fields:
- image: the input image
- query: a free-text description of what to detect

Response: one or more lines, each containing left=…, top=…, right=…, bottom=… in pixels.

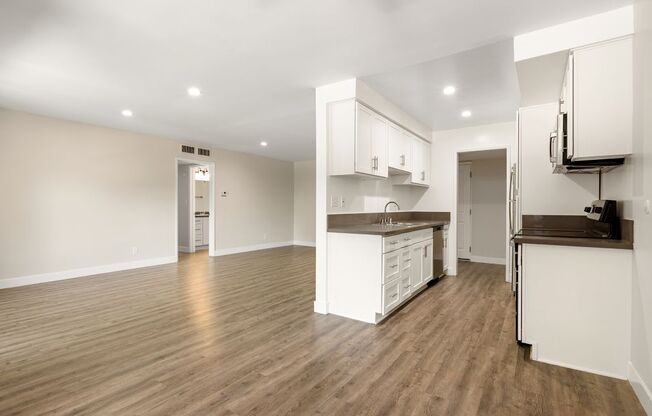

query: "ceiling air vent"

left=181, top=145, right=195, bottom=154
left=198, top=148, right=210, bottom=157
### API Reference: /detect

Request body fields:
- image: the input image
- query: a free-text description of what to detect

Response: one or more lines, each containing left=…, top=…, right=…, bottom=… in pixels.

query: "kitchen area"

left=314, top=4, right=643, bottom=395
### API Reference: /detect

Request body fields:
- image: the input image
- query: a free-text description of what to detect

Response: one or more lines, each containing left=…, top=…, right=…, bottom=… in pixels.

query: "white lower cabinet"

left=328, top=228, right=434, bottom=324
left=194, top=217, right=210, bottom=247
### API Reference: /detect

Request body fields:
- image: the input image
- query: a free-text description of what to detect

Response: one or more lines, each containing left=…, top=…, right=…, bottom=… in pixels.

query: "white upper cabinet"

left=411, top=137, right=431, bottom=186
left=328, top=100, right=388, bottom=178
left=571, top=36, right=632, bottom=161
left=392, top=136, right=430, bottom=187
left=388, top=122, right=412, bottom=174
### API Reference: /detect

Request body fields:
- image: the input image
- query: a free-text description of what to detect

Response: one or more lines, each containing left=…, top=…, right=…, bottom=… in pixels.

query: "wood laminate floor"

left=0, top=247, right=644, bottom=415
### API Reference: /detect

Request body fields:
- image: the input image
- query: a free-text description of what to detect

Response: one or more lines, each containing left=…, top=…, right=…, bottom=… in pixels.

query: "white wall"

left=0, top=109, right=295, bottom=286
left=519, top=103, right=635, bottom=219
left=177, top=165, right=191, bottom=250
left=629, top=0, right=652, bottom=412
left=293, top=160, right=316, bottom=245
left=468, top=157, right=507, bottom=262
left=415, top=121, right=517, bottom=275
left=327, top=176, right=424, bottom=213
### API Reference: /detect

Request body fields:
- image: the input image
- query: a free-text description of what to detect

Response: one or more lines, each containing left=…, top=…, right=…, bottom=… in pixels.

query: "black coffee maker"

left=583, top=200, right=620, bottom=239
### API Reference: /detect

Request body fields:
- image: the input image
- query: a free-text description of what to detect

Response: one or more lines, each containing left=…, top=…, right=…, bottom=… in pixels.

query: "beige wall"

left=469, top=157, right=507, bottom=261
left=293, top=160, right=316, bottom=244
left=0, top=109, right=294, bottom=283
left=630, top=0, right=652, bottom=410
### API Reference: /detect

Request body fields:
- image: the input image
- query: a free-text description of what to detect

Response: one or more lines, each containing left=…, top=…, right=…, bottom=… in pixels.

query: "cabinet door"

left=388, top=124, right=411, bottom=173
left=411, top=138, right=424, bottom=184
left=573, top=37, right=632, bottom=160
left=371, top=112, right=388, bottom=177
left=442, top=231, right=449, bottom=273
left=355, top=104, right=374, bottom=175
left=421, top=141, right=431, bottom=186
left=410, top=244, right=424, bottom=289
left=422, top=240, right=433, bottom=281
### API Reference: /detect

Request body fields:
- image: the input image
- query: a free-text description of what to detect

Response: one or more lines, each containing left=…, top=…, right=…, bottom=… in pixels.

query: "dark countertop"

left=328, top=220, right=449, bottom=236
left=512, top=234, right=633, bottom=250
left=513, top=215, right=634, bottom=250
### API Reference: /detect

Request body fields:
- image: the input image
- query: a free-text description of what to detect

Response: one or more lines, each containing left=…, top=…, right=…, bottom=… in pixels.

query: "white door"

left=457, top=163, right=472, bottom=259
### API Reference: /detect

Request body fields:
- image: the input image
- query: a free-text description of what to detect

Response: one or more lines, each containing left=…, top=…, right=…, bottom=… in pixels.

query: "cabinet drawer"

left=382, top=280, right=401, bottom=314
left=383, top=234, right=405, bottom=252
left=383, top=252, right=401, bottom=283
left=399, top=276, right=412, bottom=301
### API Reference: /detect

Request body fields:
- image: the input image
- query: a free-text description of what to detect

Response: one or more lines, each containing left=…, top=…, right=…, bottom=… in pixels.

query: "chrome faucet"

left=382, top=201, right=400, bottom=225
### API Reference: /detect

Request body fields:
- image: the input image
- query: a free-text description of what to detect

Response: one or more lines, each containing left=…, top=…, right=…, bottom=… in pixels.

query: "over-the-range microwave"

left=549, top=112, right=624, bottom=174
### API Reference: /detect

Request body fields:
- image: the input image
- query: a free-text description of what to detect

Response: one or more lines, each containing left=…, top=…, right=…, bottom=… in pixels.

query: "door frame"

left=454, top=146, right=511, bottom=283
left=457, top=162, right=472, bottom=260
left=175, top=157, right=216, bottom=259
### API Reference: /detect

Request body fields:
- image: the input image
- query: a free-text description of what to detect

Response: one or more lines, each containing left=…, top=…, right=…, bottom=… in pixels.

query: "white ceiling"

left=363, top=40, right=520, bottom=131
left=0, top=0, right=632, bottom=161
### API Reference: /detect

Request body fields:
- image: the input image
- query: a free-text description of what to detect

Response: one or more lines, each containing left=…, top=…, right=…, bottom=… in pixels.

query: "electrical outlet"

left=330, top=195, right=339, bottom=208
left=131, top=247, right=138, bottom=256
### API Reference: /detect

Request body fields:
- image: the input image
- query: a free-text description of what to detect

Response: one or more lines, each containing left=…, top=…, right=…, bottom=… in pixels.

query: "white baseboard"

left=0, top=256, right=178, bottom=289
left=534, top=355, right=627, bottom=380
left=470, top=255, right=506, bottom=265
left=212, top=241, right=294, bottom=256
left=292, top=240, right=316, bottom=247
left=178, top=246, right=192, bottom=253
left=314, top=300, right=329, bottom=314
left=629, top=361, right=652, bottom=415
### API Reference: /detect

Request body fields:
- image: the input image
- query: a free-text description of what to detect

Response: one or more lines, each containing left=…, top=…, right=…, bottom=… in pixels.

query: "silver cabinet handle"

left=424, top=246, right=428, bottom=258
left=390, top=241, right=399, bottom=245
left=390, top=293, right=398, bottom=299
left=421, top=171, right=425, bottom=181
left=400, top=154, right=405, bottom=166
left=390, top=264, right=398, bottom=269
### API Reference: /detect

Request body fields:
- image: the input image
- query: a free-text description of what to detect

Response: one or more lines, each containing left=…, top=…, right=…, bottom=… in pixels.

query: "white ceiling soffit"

left=0, top=0, right=634, bottom=161
left=362, top=40, right=521, bottom=132
left=459, top=149, right=507, bottom=162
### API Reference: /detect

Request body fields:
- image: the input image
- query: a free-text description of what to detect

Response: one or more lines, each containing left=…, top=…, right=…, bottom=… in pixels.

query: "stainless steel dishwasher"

left=432, top=226, right=445, bottom=279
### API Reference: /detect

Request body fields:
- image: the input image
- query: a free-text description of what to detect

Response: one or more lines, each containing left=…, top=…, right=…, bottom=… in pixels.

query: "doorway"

left=176, top=158, right=216, bottom=257
left=456, top=149, right=508, bottom=267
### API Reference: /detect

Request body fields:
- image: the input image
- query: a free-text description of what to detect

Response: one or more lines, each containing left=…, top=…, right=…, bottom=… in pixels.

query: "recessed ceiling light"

left=443, top=86, right=456, bottom=95
left=121, top=109, right=133, bottom=117
left=187, top=86, right=201, bottom=97
left=260, top=141, right=268, bottom=147
left=461, top=110, right=472, bottom=118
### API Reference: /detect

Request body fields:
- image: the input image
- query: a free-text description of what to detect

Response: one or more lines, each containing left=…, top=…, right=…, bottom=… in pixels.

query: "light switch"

left=330, top=195, right=339, bottom=208
left=339, top=196, right=345, bottom=208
